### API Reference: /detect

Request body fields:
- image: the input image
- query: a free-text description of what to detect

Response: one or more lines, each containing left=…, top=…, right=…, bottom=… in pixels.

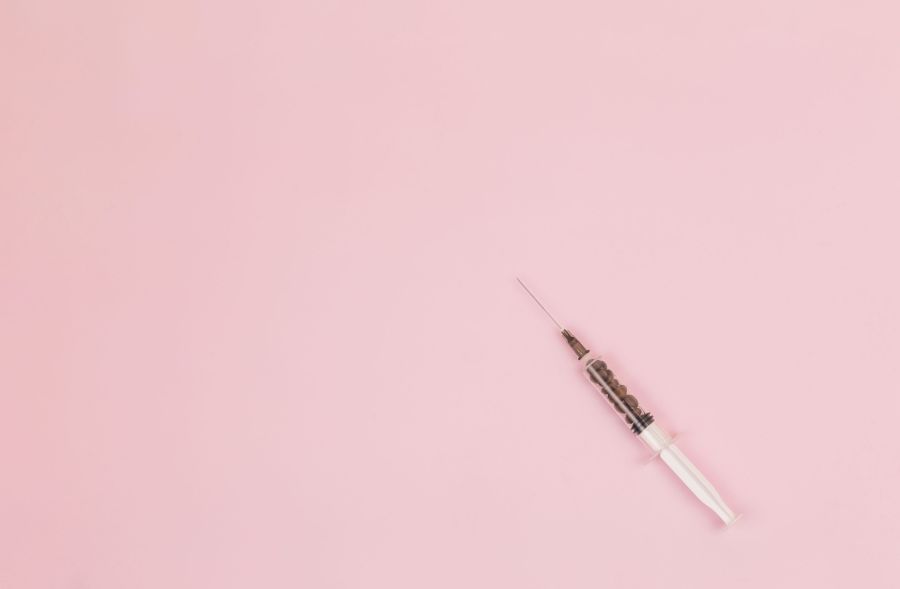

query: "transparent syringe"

left=517, top=278, right=739, bottom=526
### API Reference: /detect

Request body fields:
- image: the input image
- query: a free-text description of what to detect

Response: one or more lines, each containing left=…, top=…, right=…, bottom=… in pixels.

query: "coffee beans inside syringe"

left=587, top=358, right=654, bottom=433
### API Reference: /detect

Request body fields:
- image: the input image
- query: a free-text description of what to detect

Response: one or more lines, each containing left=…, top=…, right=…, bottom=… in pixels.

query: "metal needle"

left=516, top=277, right=564, bottom=331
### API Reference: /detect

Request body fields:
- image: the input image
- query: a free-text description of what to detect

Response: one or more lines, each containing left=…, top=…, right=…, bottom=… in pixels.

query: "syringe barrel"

left=581, top=355, right=654, bottom=434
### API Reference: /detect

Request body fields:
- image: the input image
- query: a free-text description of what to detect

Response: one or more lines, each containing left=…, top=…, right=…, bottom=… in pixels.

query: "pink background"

left=3, top=0, right=900, bottom=587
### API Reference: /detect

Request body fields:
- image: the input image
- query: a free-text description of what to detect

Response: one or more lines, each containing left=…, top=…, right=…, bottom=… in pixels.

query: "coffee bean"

left=587, top=358, right=652, bottom=432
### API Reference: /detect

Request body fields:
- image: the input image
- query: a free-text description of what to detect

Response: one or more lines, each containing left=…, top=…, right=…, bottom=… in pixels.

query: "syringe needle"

left=516, top=277, right=564, bottom=331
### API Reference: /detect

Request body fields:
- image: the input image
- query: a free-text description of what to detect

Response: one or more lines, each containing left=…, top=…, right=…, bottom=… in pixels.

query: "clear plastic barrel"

left=582, top=356, right=654, bottom=434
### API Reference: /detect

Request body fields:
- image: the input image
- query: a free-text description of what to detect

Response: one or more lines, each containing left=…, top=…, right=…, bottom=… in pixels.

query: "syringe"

left=517, top=278, right=739, bottom=526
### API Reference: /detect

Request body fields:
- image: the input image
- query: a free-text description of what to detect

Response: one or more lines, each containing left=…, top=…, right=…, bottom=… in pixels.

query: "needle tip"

left=516, top=277, right=564, bottom=331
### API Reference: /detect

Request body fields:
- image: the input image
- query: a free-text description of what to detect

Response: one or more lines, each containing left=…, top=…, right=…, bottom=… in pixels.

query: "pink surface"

left=3, top=0, right=900, bottom=587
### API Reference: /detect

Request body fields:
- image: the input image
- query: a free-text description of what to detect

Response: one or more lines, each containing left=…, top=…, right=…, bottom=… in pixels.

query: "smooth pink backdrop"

left=3, top=0, right=900, bottom=587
